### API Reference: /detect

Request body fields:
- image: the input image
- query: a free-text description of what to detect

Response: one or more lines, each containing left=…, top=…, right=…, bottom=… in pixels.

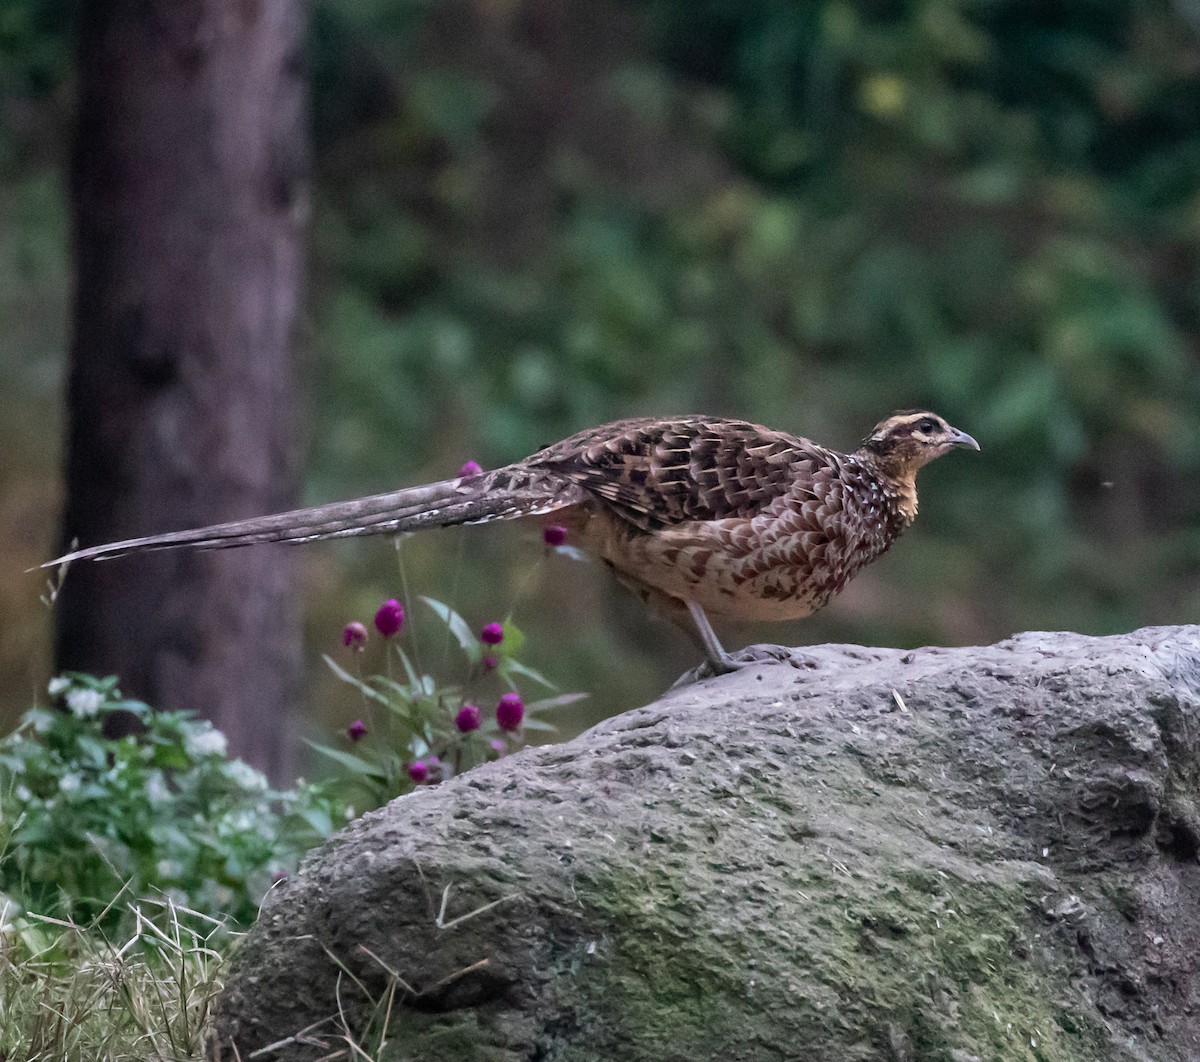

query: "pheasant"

left=44, top=410, right=978, bottom=673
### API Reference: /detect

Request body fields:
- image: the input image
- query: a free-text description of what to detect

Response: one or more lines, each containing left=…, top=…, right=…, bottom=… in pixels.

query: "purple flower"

left=271, top=869, right=288, bottom=884
left=496, top=692, right=524, bottom=731
left=489, top=739, right=506, bottom=760
left=543, top=524, right=568, bottom=547
left=455, top=703, right=482, bottom=732
left=374, top=599, right=405, bottom=638
left=342, top=621, right=368, bottom=650
left=480, top=622, right=504, bottom=646
left=347, top=719, right=367, bottom=742
left=482, top=654, right=499, bottom=672
left=459, top=460, right=483, bottom=478
left=408, top=760, right=429, bottom=784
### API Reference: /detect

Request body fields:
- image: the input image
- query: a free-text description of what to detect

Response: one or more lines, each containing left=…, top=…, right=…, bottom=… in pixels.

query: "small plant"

left=313, top=518, right=584, bottom=813
left=315, top=589, right=584, bottom=814
left=0, top=674, right=339, bottom=930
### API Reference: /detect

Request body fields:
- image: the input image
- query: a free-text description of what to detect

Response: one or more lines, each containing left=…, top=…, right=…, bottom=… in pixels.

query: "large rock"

left=209, top=627, right=1200, bottom=1061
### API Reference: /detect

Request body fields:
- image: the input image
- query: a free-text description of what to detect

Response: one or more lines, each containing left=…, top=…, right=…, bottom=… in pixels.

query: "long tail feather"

left=41, top=468, right=578, bottom=569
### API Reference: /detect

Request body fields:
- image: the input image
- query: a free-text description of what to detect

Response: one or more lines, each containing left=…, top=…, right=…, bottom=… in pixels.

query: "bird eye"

left=916, top=417, right=940, bottom=434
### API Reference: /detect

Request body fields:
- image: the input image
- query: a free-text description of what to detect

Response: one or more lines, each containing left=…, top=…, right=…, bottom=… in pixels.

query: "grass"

left=0, top=897, right=230, bottom=1062
left=0, top=890, right=486, bottom=1061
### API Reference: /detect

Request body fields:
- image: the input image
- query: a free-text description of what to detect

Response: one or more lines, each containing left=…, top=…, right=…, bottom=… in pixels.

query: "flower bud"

left=374, top=599, right=405, bottom=638
left=480, top=622, right=504, bottom=646
left=455, top=703, right=482, bottom=732
left=496, top=693, right=524, bottom=731
left=342, top=621, right=368, bottom=650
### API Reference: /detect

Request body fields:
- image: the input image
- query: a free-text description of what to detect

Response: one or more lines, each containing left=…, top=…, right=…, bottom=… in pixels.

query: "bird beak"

left=948, top=426, right=980, bottom=451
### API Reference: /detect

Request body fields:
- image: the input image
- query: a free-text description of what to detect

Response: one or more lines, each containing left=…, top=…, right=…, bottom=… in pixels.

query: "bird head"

left=859, top=411, right=979, bottom=477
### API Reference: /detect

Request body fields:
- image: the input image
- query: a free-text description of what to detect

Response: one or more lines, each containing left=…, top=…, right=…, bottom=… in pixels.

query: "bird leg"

left=685, top=601, right=741, bottom=674
left=670, top=600, right=818, bottom=686
left=609, top=575, right=739, bottom=675
left=624, top=580, right=801, bottom=682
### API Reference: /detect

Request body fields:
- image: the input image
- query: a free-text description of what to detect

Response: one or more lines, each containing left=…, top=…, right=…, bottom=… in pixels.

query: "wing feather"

left=531, top=417, right=835, bottom=531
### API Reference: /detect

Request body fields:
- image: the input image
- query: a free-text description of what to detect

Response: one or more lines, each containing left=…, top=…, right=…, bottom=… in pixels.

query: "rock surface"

left=209, top=627, right=1200, bottom=1061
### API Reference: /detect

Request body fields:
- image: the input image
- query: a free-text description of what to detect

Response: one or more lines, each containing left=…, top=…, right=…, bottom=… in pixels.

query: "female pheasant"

left=46, top=410, right=978, bottom=673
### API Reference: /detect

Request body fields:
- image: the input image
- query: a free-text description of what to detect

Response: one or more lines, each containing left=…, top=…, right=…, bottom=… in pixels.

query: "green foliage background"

left=1, top=0, right=1198, bottom=742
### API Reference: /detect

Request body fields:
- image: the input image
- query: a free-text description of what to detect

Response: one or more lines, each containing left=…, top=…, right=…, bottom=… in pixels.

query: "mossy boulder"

left=209, top=626, right=1200, bottom=1061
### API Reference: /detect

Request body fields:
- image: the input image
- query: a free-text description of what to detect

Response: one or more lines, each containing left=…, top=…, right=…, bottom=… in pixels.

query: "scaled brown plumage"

left=44, top=411, right=979, bottom=673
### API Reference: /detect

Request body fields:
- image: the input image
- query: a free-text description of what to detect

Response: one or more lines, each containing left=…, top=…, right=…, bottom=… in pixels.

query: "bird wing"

left=531, top=417, right=830, bottom=531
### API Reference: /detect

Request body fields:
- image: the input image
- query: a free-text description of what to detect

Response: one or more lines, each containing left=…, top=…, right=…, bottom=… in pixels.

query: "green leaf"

left=322, top=654, right=391, bottom=706
left=421, top=596, right=482, bottom=662
left=305, top=741, right=388, bottom=780
left=504, top=660, right=557, bottom=690
left=13, top=817, right=55, bottom=846
left=294, top=805, right=334, bottom=837
left=500, top=619, right=526, bottom=658
left=152, top=746, right=190, bottom=770
left=518, top=718, right=558, bottom=733
left=74, top=736, right=109, bottom=769
left=526, top=692, right=588, bottom=713
left=396, top=648, right=423, bottom=693
left=106, top=699, right=152, bottom=717
left=374, top=680, right=417, bottom=721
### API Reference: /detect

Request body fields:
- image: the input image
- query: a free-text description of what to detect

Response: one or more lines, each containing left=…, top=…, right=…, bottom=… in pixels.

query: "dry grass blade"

left=0, top=899, right=232, bottom=1061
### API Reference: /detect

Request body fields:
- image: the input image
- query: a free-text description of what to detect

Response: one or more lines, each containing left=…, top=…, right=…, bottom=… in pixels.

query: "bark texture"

left=210, top=626, right=1200, bottom=1061
left=58, top=0, right=308, bottom=776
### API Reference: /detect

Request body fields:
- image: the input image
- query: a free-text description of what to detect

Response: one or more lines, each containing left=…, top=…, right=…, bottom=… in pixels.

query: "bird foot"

left=671, top=643, right=812, bottom=688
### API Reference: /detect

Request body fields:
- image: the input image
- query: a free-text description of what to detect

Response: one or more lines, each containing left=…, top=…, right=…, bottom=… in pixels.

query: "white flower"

left=66, top=688, right=104, bottom=718
left=48, top=676, right=71, bottom=696
left=227, top=811, right=255, bottom=833
left=58, top=774, right=81, bottom=794
left=184, top=726, right=228, bottom=759
left=224, top=760, right=268, bottom=792
left=145, top=772, right=171, bottom=804
left=14, top=785, right=31, bottom=802
left=156, top=859, right=182, bottom=880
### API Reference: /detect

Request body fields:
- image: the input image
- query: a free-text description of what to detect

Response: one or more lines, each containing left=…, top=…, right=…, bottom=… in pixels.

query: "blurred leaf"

left=526, top=692, right=589, bottom=713
left=322, top=655, right=391, bottom=706
left=305, top=742, right=387, bottom=779
left=518, top=718, right=558, bottom=733
left=420, top=597, right=480, bottom=662
left=499, top=619, right=526, bottom=659
left=505, top=660, right=558, bottom=691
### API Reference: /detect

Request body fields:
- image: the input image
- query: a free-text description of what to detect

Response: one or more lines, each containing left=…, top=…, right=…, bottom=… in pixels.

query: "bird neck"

left=888, top=472, right=919, bottom=527
left=855, top=450, right=919, bottom=528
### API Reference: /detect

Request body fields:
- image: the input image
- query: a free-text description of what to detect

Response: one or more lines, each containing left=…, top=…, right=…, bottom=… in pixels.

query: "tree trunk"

left=57, top=0, right=308, bottom=779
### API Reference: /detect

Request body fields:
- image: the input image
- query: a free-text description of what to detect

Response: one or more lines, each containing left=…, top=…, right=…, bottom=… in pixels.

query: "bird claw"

left=671, top=643, right=812, bottom=688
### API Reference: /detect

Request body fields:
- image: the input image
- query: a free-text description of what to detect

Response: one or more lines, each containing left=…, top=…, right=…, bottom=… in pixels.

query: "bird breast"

left=579, top=465, right=904, bottom=622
